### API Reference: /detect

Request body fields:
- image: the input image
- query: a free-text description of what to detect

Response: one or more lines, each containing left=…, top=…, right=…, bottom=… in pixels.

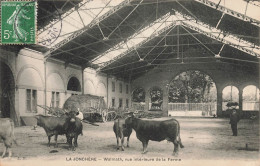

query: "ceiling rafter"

left=46, top=0, right=133, bottom=54
left=194, top=0, right=260, bottom=27
left=107, top=0, right=144, bottom=39
left=38, top=0, right=91, bottom=35
left=177, top=11, right=260, bottom=57
left=92, top=13, right=171, bottom=65
left=50, top=6, right=162, bottom=60
left=180, top=25, right=216, bottom=56
left=96, top=16, right=177, bottom=70
left=142, top=26, right=176, bottom=60
left=98, top=9, right=259, bottom=72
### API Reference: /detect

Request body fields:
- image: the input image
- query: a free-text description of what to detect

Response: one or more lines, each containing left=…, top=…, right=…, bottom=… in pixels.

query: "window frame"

left=51, top=91, right=60, bottom=108
left=126, top=84, right=129, bottom=94
left=119, top=98, right=123, bottom=108
left=26, top=89, right=37, bottom=113
left=126, top=99, right=129, bottom=108
left=112, top=81, right=115, bottom=92
left=119, top=83, right=122, bottom=93
left=112, top=97, right=115, bottom=107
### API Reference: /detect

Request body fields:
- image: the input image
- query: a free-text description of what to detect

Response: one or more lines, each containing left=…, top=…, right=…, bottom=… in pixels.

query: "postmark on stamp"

left=1, top=1, right=37, bottom=44
left=38, top=0, right=63, bottom=47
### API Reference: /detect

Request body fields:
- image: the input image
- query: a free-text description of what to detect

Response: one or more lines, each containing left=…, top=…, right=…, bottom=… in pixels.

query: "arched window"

left=168, top=70, right=217, bottom=117
left=132, top=88, right=145, bottom=111
left=67, top=77, right=81, bottom=92
left=243, top=85, right=259, bottom=111
left=168, top=70, right=216, bottom=103
left=149, top=87, right=163, bottom=110
left=222, top=86, right=239, bottom=111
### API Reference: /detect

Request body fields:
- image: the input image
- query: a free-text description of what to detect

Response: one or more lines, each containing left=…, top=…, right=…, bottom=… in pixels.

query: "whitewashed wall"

left=16, top=48, right=83, bottom=116
left=84, top=68, right=131, bottom=108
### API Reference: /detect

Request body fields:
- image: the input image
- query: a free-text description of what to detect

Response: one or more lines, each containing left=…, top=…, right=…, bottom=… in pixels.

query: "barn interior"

left=0, top=0, right=259, bottom=126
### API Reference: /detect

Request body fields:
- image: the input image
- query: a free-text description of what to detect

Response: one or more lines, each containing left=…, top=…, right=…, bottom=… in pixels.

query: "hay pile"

left=63, top=94, right=106, bottom=113
left=63, top=94, right=107, bottom=122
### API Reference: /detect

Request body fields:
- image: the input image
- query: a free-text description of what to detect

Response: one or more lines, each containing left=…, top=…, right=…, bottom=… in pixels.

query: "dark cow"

left=0, top=118, right=17, bottom=158
left=66, top=116, right=83, bottom=150
left=128, top=114, right=184, bottom=155
left=35, top=111, right=83, bottom=150
left=113, top=117, right=132, bottom=151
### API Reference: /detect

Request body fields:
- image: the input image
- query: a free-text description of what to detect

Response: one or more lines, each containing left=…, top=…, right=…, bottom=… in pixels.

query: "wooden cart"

left=63, top=94, right=116, bottom=122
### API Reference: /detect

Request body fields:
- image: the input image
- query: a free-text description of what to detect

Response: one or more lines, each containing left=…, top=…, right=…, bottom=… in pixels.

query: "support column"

left=162, top=86, right=169, bottom=117
left=145, top=89, right=149, bottom=111
left=14, top=88, right=20, bottom=126
left=14, top=55, right=21, bottom=126
left=106, top=74, right=109, bottom=106
left=238, top=88, right=243, bottom=111
left=44, top=59, right=47, bottom=115
left=217, top=88, right=223, bottom=117
left=43, top=51, right=50, bottom=116
left=81, top=67, right=84, bottom=94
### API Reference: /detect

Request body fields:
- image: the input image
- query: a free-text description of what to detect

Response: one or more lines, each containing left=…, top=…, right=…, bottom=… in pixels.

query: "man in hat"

left=227, top=102, right=240, bottom=136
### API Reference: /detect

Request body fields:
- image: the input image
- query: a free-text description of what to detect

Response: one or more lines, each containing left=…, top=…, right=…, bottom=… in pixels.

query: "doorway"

left=0, top=62, right=16, bottom=122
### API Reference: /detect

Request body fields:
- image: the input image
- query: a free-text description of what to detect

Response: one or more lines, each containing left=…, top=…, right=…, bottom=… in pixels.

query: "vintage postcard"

left=0, top=0, right=259, bottom=166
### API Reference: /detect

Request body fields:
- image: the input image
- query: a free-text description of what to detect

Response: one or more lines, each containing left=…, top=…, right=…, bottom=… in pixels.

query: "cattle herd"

left=0, top=111, right=184, bottom=158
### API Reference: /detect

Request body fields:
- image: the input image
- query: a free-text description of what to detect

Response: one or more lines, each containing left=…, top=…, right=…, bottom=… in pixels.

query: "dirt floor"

left=0, top=117, right=259, bottom=165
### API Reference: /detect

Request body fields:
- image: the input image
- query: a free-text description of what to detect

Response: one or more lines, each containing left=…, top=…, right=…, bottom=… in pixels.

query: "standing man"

left=228, top=102, right=240, bottom=136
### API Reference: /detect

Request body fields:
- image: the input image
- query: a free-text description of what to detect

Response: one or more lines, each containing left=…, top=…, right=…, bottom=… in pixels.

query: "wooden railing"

left=242, top=101, right=259, bottom=111
left=132, top=102, right=145, bottom=111
left=222, top=101, right=259, bottom=111
left=168, top=103, right=217, bottom=112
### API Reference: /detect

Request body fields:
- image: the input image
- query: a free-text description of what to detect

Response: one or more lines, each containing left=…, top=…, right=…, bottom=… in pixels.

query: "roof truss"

left=195, top=0, right=260, bottom=27
left=96, top=9, right=260, bottom=70
left=39, top=0, right=134, bottom=57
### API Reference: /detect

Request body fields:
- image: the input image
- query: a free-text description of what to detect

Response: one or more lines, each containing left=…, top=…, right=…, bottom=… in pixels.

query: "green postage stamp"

left=1, top=1, right=37, bottom=44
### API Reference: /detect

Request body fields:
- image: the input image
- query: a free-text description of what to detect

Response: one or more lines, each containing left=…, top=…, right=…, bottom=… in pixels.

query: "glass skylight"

left=38, top=0, right=260, bottom=68
left=209, top=0, right=260, bottom=21
left=195, top=0, right=260, bottom=26
left=38, top=0, right=124, bottom=49
left=94, top=8, right=259, bottom=69
left=174, top=11, right=260, bottom=57
left=92, top=12, right=178, bottom=65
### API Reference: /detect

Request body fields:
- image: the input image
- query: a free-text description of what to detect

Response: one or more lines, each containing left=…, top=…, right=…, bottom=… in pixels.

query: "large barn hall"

left=0, top=0, right=259, bottom=164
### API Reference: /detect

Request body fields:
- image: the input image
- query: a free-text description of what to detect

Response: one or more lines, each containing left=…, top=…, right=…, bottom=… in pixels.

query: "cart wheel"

left=101, top=110, right=107, bottom=122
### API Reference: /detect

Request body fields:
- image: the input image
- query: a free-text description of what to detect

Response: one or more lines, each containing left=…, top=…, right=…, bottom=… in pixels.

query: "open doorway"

left=0, top=62, right=16, bottom=121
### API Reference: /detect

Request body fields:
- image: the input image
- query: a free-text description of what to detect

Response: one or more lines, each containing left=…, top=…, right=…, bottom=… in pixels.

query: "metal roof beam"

left=174, top=11, right=260, bottom=57
left=97, top=19, right=177, bottom=70
left=194, top=0, right=260, bottom=27
left=92, top=13, right=171, bottom=65
left=48, top=0, right=133, bottom=53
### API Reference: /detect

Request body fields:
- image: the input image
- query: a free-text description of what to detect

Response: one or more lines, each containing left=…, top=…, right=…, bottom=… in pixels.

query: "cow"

left=128, top=113, right=184, bottom=155
left=0, top=118, right=17, bottom=158
left=66, top=116, right=83, bottom=150
left=35, top=111, right=83, bottom=150
left=113, top=117, right=132, bottom=151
